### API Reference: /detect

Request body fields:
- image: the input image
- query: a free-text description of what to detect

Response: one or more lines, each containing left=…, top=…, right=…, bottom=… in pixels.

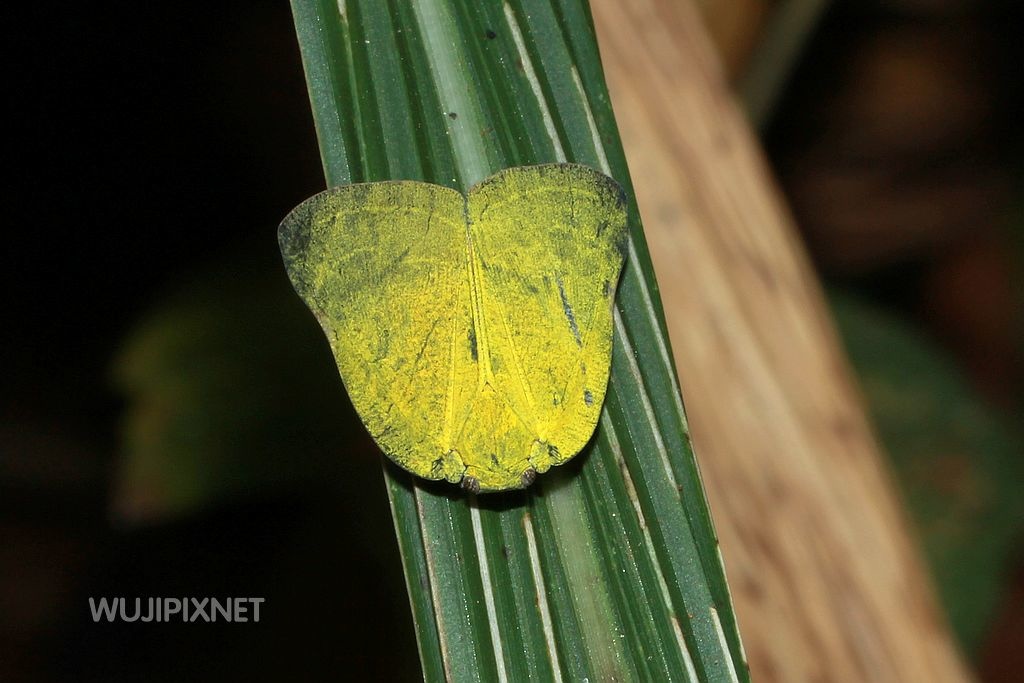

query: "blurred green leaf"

left=112, top=247, right=366, bottom=521
left=832, top=291, right=1024, bottom=653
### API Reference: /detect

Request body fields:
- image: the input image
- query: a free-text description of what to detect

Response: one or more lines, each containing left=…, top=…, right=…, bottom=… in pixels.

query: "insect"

left=279, top=164, right=628, bottom=492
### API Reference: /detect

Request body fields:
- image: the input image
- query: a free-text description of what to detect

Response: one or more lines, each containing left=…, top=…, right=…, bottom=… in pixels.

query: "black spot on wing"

left=584, top=389, right=594, bottom=406
left=555, top=275, right=582, bottom=347
left=467, top=324, right=478, bottom=361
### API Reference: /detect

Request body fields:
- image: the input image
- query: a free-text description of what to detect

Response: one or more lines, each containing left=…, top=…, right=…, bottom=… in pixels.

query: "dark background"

left=3, top=1, right=1021, bottom=680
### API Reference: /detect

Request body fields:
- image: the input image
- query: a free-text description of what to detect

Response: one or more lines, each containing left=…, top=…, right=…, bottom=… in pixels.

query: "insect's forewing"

left=279, top=182, right=476, bottom=483
left=467, top=164, right=628, bottom=480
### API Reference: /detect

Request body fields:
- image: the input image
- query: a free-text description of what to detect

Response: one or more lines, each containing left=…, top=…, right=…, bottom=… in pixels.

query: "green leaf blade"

left=288, top=1, right=749, bottom=680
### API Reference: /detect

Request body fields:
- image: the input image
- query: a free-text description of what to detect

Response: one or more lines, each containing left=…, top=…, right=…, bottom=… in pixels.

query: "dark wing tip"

left=277, top=196, right=320, bottom=299
left=546, top=162, right=629, bottom=214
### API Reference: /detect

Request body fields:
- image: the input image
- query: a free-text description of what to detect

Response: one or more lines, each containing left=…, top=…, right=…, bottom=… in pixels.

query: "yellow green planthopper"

left=278, top=164, right=628, bottom=492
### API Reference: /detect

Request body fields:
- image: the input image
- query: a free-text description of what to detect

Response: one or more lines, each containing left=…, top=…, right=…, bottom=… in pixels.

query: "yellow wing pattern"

left=279, top=165, right=627, bottom=492
left=279, top=182, right=476, bottom=483
left=467, top=165, right=627, bottom=485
